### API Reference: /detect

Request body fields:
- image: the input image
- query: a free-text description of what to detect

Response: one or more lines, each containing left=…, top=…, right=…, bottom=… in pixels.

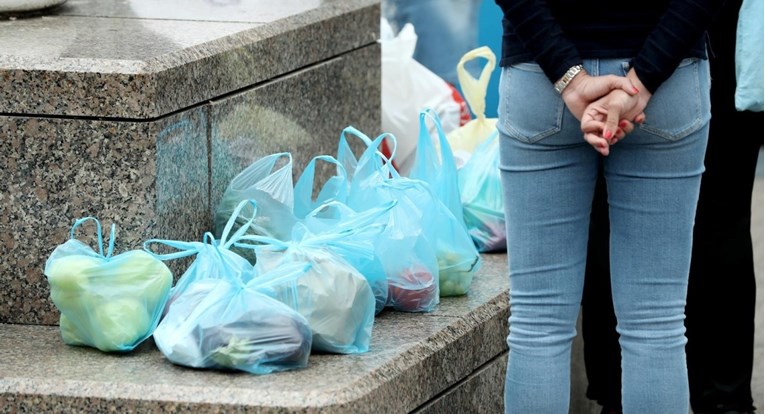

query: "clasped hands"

left=561, top=68, right=652, bottom=156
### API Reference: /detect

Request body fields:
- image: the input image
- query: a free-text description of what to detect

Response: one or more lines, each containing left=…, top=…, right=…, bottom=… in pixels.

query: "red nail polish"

left=604, top=130, right=613, bottom=139
left=619, top=120, right=628, bottom=128
left=632, top=87, right=639, bottom=94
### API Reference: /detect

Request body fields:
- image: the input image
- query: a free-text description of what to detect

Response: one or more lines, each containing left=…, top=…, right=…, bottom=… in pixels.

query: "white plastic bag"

left=381, top=19, right=463, bottom=175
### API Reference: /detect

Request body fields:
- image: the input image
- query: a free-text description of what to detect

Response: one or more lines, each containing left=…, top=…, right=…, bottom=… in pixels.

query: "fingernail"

left=619, top=120, right=629, bottom=128
left=632, top=87, right=639, bottom=94
left=604, top=130, right=613, bottom=139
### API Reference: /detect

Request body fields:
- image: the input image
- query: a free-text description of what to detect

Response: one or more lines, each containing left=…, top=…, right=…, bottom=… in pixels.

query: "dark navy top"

left=495, top=0, right=723, bottom=92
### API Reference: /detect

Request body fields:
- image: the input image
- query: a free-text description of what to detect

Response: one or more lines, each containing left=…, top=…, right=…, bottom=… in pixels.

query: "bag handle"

left=70, top=217, right=116, bottom=259
left=218, top=199, right=259, bottom=249
left=417, top=108, right=458, bottom=173
left=337, top=126, right=398, bottom=176
left=143, top=238, right=204, bottom=261
left=456, top=46, right=496, bottom=120
left=356, top=132, right=400, bottom=179
left=294, top=155, right=349, bottom=218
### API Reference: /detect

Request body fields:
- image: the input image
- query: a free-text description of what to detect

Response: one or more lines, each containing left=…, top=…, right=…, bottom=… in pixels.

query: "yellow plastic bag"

left=447, top=46, right=498, bottom=167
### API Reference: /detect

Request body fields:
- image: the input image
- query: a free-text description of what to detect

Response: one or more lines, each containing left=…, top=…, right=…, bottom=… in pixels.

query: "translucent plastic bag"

left=381, top=19, right=464, bottom=175
left=409, top=108, right=465, bottom=225
left=459, top=130, right=505, bottom=252
left=293, top=155, right=350, bottom=219
left=342, top=132, right=440, bottom=310
left=45, top=218, right=172, bottom=352
left=150, top=200, right=260, bottom=313
left=236, top=224, right=380, bottom=354
left=447, top=46, right=499, bottom=167
left=152, top=256, right=313, bottom=375
left=214, top=153, right=296, bottom=242
left=300, top=200, right=394, bottom=314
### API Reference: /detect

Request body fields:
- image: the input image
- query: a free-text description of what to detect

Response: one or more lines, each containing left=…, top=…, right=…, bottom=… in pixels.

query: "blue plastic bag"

left=147, top=201, right=313, bottom=374
left=301, top=201, right=393, bottom=314
left=45, top=218, right=172, bottom=352
left=214, top=153, right=297, bottom=243
left=352, top=131, right=480, bottom=298
left=236, top=218, right=384, bottom=354
left=152, top=254, right=313, bottom=374
left=735, top=0, right=764, bottom=112
left=409, top=108, right=465, bottom=225
left=293, top=155, right=350, bottom=219
left=458, top=130, right=506, bottom=252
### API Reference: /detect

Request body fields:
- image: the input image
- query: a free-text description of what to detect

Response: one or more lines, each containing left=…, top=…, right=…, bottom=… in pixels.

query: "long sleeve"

left=632, top=0, right=724, bottom=93
left=495, top=0, right=581, bottom=84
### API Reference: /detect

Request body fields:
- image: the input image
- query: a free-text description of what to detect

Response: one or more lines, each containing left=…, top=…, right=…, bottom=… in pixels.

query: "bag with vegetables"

left=146, top=201, right=313, bottom=374
left=236, top=216, right=383, bottom=354
left=409, top=108, right=482, bottom=296
left=151, top=249, right=313, bottom=374
left=341, top=129, right=441, bottom=311
left=44, top=217, right=172, bottom=352
left=295, top=156, right=390, bottom=314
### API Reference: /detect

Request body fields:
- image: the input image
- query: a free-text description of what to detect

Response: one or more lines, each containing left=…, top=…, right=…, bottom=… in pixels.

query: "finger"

left=618, top=119, right=635, bottom=134
left=581, top=118, right=606, bottom=134
left=603, top=106, right=621, bottom=141
left=604, top=74, right=639, bottom=95
left=583, top=132, right=610, bottom=156
left=634, top=112, right=646, bottom=124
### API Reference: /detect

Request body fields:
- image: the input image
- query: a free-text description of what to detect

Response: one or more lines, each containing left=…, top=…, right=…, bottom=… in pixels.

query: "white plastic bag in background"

left=381, top=19, right=463, bottom=175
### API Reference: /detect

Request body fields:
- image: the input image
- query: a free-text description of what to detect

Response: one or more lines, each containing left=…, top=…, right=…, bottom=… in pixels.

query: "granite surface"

left=0, top=0, right=379, bottom=118
left=0, top=108, right=209, bottom=325
left=0, top=255, right=510, bottom=412
left=209, top=44, right=381, bottom=216
left=414, top=353, right=507, bottom=414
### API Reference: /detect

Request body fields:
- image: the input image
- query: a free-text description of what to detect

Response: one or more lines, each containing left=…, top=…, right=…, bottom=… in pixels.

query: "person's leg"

left=498, top=62, right=599, bottom=413
left=603, top=58, right=711, bottom=414
left=582, top=168, right=623, bottom=413
left=686, top=0, right=763, bottom=411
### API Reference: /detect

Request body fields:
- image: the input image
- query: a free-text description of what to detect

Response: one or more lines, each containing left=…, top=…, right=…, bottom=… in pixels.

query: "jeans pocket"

left=499, top=64, right=564, bottom=144
left=625, top=58, right=711, bottom=142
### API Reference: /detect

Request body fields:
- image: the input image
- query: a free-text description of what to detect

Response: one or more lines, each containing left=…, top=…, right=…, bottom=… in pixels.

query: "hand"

left=579, top=69, right=652, bottom=155
left=561, top=71, right=639, bottom=120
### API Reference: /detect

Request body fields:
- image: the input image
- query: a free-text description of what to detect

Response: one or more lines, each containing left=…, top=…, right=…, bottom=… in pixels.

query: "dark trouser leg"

left=686, top=0, right=763, bottom=411
left=582, top=168, right=623, bottom=412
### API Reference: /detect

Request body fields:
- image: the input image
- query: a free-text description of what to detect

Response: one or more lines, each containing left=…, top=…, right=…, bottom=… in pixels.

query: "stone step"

left=0, top=255, right=510, bottom=413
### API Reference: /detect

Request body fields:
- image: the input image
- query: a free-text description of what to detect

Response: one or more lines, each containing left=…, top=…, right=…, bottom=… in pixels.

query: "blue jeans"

left=498, top=58, right=711, bottom=413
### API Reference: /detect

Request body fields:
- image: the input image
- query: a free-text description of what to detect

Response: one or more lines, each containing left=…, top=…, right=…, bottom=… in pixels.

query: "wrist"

left=554, top=64, right=586, bottom=94
left=626, top=69, right=651, bottom=100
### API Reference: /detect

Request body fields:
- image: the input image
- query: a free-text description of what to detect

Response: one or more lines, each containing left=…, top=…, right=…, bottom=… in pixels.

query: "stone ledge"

left=0, top=0, right=379, bottom=118
left=0, top=254, right=509, bottom=413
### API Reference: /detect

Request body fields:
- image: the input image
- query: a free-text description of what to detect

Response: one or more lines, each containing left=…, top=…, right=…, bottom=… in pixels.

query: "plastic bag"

left=214, top=152, right=296, bottom=243
left=293, top=155, right=349, bottom=219
left=45, top=218, right=172, bottom=352
left=447, top=46, right=499, bottom=168
left=301, top=200, right=393, bottom=314
left=447, top=46, right=505, bottom=252
left=735, top=0, right=764, bottom=112
left=152, top=257, right=313, bottom=374
left=459, top=130, right=505, bottom=252
left=236, top=222, right=381, bottom=354
left=409, top=108, right=465, bottom=224
left=381, top=19, right=464, bottom=175
left=344, top=131, right=441, bottom=309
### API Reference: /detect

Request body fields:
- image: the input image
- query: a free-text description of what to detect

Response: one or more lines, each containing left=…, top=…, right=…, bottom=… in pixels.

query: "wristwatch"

left=554, top=64, right=585, bottom=94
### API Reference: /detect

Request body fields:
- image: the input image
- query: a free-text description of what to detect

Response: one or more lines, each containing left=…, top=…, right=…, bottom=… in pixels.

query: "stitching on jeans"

left=637, top=60, right=705, bottom=141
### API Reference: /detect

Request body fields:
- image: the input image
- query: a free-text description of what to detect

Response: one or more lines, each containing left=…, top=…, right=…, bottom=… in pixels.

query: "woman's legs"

left=499, top=63, right=600, bottom=413
left=603, top=58, right=711, bottom=413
